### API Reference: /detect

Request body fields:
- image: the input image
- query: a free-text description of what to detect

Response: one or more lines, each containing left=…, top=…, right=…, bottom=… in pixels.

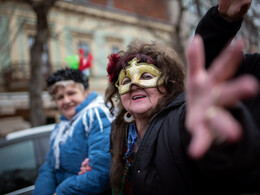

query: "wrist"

left=218, top=12, right=234, bottom=23
left=218, top=8, right=234, bottom=23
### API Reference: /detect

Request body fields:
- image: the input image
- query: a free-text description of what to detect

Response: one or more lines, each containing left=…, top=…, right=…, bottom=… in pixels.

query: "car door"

left=0, top=131, right=51, bottom=195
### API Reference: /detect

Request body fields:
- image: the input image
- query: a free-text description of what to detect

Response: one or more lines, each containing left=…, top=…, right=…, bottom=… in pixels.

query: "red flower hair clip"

left=107, top=53, right=121, bottom=83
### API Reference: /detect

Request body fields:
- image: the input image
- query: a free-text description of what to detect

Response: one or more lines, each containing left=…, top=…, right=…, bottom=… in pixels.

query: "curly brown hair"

left=105, top=39, right=185, bottom=191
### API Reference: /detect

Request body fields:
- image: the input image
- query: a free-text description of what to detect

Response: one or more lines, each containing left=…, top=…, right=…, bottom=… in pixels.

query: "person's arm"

left=242, top=53, right=260, bottom=82
left=195, top=1, right=260, bottom=132
left=55, top=106, right=112, bottom=195
left=185, top=35, right=259, bottom=159
left=195, top=5, right=243, bottom=68
left=184, top=35, right=260, bottom=193
left=195, top=0, right=252, bottom=68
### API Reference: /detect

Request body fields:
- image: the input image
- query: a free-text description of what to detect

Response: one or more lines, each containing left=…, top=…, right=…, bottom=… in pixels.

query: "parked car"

left=0, top=124, right=55, bottom=195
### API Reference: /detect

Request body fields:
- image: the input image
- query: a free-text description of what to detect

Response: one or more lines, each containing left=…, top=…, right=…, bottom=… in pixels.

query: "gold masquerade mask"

left=116, top=58, right=163, bottom=95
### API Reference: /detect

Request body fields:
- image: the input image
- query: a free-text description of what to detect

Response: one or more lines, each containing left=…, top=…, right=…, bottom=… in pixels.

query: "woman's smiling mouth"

left=132, top=95, right=146, bottom=100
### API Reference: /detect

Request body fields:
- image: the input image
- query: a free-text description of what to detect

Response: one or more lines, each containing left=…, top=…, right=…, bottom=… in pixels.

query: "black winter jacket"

left=132, top=93, right=260, bottom=195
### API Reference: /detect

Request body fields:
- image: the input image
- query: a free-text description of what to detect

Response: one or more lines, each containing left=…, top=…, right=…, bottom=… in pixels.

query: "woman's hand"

left=78, top=158, right=92, bottom=175
left=218, top=0, right=251, bottom=22
left=185, top=35, right=259, bottom=159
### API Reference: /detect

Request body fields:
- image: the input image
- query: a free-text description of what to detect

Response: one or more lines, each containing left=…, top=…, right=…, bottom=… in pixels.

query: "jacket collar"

left=166, top=92, right=185, bottom=109
left=132, top=92, right=186, bottom=174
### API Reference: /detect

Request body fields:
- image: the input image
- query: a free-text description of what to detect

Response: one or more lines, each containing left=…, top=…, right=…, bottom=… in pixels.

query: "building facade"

left=0, top=0, right=174, bottom=129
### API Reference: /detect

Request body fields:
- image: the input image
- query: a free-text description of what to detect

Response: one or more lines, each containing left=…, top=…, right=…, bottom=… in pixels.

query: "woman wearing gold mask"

left=81, top=36, right=260, bottom=195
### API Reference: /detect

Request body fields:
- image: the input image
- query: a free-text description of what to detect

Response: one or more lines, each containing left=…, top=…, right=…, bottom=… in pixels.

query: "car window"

left=0, top=140, right=37, bottom=194
left=35, top=135, right=50, bottom=166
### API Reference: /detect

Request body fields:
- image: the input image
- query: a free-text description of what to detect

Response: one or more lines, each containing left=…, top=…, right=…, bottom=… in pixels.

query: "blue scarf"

left=124, top=122, right=138, bottom=166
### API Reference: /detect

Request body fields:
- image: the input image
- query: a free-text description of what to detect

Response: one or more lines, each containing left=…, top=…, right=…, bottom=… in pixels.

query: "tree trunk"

left=29, top=11, right=48, bottom=126
left=26, top=0, right=57, bottom=126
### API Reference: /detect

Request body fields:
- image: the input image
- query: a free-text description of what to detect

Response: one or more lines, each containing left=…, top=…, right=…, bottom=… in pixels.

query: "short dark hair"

left=46, top=68, right=89, bottom=89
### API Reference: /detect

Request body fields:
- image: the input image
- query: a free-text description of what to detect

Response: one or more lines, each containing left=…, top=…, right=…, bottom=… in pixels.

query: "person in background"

left=103, top=37, right=260, bottom=195
left=195, top=0, right=260, bottom=130
left=32, top=68, right=114, bottom=195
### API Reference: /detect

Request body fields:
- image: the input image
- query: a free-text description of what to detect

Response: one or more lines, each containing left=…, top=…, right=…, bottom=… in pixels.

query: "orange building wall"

left=90, top=0, right=168, bottom=20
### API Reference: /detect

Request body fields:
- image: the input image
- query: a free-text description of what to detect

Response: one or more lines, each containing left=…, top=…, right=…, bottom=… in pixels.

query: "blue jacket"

left=33, top=92, right=114, bottom=195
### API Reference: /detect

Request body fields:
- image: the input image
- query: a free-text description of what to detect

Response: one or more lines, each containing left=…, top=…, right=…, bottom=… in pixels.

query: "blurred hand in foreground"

left=185, top=35, right=259, bottom=159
